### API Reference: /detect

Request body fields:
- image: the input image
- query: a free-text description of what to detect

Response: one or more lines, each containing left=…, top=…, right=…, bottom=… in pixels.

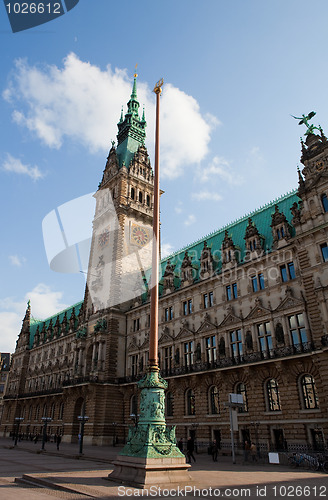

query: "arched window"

left=166, top=391, right=174, bottom=416
left=131, top=187, right=135, bottom=200
left=266, top=379, right=281, bottom=411
left=236, top=382, right=248, bottom=412
left=50, top=403, right=56, bottom=420
left=209, top=386, right=219, bottom=414
left=130, top=395, right=138, bottom=416
left=301, top=375, right=319, bottom=409
left=186, top=389, right=195, bottom=415
left=139, top=191, right=143, bottom=203
left=28, top=406, right=33, bottom=421
left=321, top=193, right=328, bottom=213
left=35, top=405, right=40, bottom=421
left=42, top=404, right=47, bottom=418
left=58, top=402, right=64, bottom=420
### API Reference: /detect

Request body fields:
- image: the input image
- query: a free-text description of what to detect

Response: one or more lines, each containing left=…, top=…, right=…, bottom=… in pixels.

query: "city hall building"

left=2, top=80, right=328, bottom=453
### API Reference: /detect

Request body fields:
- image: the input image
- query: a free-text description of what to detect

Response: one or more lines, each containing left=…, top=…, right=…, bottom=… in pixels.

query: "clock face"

left=98, top=228, right=110, bottom=248
left=131, top=224, right=150, bottom=247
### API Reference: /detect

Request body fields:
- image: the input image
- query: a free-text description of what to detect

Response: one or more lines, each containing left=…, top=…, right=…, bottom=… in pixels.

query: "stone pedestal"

left=108, top=455, right=191, bottom=488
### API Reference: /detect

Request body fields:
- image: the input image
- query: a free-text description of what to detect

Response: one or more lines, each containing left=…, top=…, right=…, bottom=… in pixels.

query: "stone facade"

left=1, top=82, right=328, bottom=453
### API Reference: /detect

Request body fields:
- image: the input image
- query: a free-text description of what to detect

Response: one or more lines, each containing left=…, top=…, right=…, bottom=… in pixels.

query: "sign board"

left=229, top=393, right=244, bottom=405
left=268, top=452, right=280, bottom=464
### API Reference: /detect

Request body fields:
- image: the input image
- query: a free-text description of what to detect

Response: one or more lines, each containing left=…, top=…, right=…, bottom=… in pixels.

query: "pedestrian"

left=211, top=439, right=218, bottom=462
left=56, top=434, right=61, bottom=451
left=243, top=440, right=250, bottom=463
left=186, top=437, right=196, bottom=464
left=177, top=438, right=183, bottom=452
left=250, top=442, right=257, bottom=462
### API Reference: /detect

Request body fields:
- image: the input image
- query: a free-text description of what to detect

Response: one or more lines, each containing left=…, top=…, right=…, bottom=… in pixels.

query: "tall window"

left=183, top=299, right=192, bottom=315
left=131, top=354, right=138, bottom=376
left=280, top=262, right=296, bottom=282
left=236, top=382, right=248, bottom=412
left=205, top=335, right=217, bottom=363
left=203, top=291, right=214, bottom=309
left=301, top=375, right=319, bottom=409
left=133, top=318, right=140, bottom=332
left=251, top=273, right=265, bottom=292
left=276, top=226, right=285, bottom=240
left=320, top=243, right=328, bottom=262
left=131, top=187, right=135, bottom=200
left=266, top=379, right=281, bottom=411
left=58, top=403, right=64, bottom=420
left=226, top=283, right=238, bottom=301
left=130, top=395, right=138, bottom=416
left=50, top=403, right=55, bottom=420
left=166, top=391, right=174, bottom=416
left=209, top=386, right=220, bottom=414
left=184, top=341, right=193, bottom=367
left=288, top=313, right=307, bottom=345
left=257, top=322, right=273, bottom=353
left=164, top=307, right=173, bottom=322
left=230, top=329, right=243, bottom=360
left=138, top=191, right=143, bottom=203
left=321, top=193, right=328, bottom=213
left=186, top=388, right=195, bottom=415
left=42, top=404, right=47, bottom=418
left=163, top=346, right=172, bottom=372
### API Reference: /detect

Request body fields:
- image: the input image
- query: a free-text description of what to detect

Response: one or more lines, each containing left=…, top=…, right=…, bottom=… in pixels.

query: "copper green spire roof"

left=116, top=74, right=147, bottom=168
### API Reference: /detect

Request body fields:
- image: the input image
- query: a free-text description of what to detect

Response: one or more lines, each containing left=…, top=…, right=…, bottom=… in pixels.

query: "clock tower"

left=85, top=74, right=155, bottom=316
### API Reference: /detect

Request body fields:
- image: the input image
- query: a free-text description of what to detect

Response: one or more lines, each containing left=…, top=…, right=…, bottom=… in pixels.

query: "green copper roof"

left=29, top=301, right=83, bottom=349
left=116, top=76, right=146, bottom=168
left=156, top=189, right=300, bottom=293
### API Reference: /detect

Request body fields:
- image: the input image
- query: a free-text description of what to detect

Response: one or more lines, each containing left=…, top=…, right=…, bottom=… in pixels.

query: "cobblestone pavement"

left=0, top=438, right=327, bottom=499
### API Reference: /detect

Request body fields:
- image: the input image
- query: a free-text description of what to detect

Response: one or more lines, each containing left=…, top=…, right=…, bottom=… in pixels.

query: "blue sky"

left=1, top=0, right=328, bottom=352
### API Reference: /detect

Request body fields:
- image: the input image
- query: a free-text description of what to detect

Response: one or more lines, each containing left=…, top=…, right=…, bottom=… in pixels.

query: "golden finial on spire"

left=134, top=63, right=138, bottom=78
left=153, top=78, right=164, bottom=94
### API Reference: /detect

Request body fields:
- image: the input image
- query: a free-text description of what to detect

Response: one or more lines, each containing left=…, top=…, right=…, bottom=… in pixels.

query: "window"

left=42, top=404, right=47, bottom=418
left=146, top=194, right=150, bottom=207
left=266, top=379, right=281, bottom=411
left=138, top=191, right=143, bottom=203
left=320, top=243, right=328, bottom=262
left=205, top=336, right=217, bottom=363
left=301, top=375, right=319, bottom=409
left=280, top=262, right=296, bottom=282
left=166, top=391, right=174, bottom=416
left=164, top=307, right=173, bottom=322
left=50, top=403, right=55, bottom=420
left=133, top=318, right=140, bottom=332
left=276, top=227, right=285, bottom=240
left=186, top=388, right=195, bottom=415
left=131, top=354, right=138, bottom=376
left=163, top=346, right=172, bottom=372
left=226, top=283, right=237, bottom=301
left=58, top=403, right=64, bottom=420
left=209, top=386, right=219, bottom=414
left=230, top=329, right=243, bottom=360
left=131, top=187, right=135, bottom=200
left=236, top=382, right=248, bottom=412
left=288, top=314, right=307, bottom=345
left=183, top=299, right=192, bottom=315
left=203, top=291, right=214, bottom=309
left=184, top=341, right=193, bottom=367
left=257, top=322, right=273, bottom=353
left=130, top=395, right=138, bottom=416
left=251, top=273, right=265, bottom=292
left=321, top=193, right=328, bottom=213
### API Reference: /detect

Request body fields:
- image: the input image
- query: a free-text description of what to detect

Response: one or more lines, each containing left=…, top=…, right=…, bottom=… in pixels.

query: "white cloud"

left=4, top=54, right=217, bottom=179
left=199, top=156, right=243, bottom=185
left=9, top=255, right=26, bottom=267
left=184, top=214, right=196, bottom=226
left=0, top=284, right=69, bottom=353
left=191, top=191, right=223, bottom=202
left=3, top=153, right=44, bottom=181
left=161, top=243, right=174, bottom=258
left=174, top=201, right=183, bottom=214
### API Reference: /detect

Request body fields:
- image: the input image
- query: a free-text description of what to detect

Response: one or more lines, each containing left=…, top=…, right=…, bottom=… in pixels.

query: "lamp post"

left=112, top=422, right=117, bottom=446
left=14, top=417, right=24, bottom=446
left=41, top=417, right=52, bottom=450
left=78, top=415, right=89, bottom=455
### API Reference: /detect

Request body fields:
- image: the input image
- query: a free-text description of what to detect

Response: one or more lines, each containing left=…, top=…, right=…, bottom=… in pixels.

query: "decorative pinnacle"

left=153, top=78, right=164, bottom=94
left=134, top=63, right=138, bottom=78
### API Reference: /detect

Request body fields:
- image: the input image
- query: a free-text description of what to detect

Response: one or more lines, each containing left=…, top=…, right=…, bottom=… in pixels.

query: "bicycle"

left=288, top=453, right=317, bottom=469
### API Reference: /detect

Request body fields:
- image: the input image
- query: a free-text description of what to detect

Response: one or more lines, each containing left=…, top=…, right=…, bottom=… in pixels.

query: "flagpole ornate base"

left=108, top=368, right=191, bottom=488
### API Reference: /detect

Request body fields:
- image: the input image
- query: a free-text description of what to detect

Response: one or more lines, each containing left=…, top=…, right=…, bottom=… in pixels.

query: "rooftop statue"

left=291, top=111, right=320, bottom=135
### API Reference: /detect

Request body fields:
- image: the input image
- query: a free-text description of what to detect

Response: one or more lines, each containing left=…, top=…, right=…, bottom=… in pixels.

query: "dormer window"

left=271, top=206, right=291, bottom=247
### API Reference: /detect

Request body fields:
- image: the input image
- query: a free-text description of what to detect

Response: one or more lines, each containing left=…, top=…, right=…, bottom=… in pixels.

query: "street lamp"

left=41, top=417, right=52, bottom=450
left=130, top=413, right=139, bottom=428
left=14, top=417, right=24, bottom=446
left=78, top=415, right=89, bottom=455
left=112, top=422, right=118, bottom=447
